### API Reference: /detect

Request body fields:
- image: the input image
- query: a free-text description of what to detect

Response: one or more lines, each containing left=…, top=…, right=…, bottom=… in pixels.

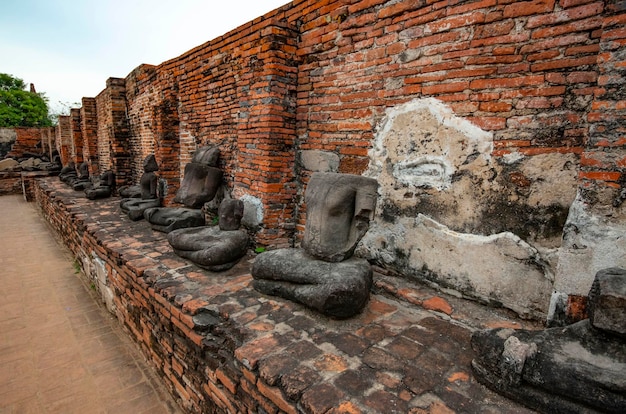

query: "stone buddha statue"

left=71, top=162, right=92, bottom=191
left=144, top=145, right=222, bottom=233
left=167, top=199, right=249, bottom=271
left=252, top=172, right=379, bottom=318
left=59, top=161, right=77, bottom=184
left=120, top=155, right=162, bottom=220
left=84, top=170, right=116, bottom=200
left=471, top=267, right=626, bottom=413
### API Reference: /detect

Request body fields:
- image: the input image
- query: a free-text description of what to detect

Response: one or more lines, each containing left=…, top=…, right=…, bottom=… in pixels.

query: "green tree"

left=0, top=73, right=52, bottom=127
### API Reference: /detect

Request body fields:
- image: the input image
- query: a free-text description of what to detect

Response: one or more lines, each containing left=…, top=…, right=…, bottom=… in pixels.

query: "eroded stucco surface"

left=360, top=98, right=580, bottom=318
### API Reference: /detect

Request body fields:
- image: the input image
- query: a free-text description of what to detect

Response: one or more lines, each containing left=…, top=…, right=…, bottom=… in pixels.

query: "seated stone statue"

left=167, top=199, right=249, bottom=271
left=40, top=154, right=62, bottom=172
left=174, top=145, right=221, bottom=208
left=120, top=155, right=161, bottom=220
left=252, top=172, right=378, bottom=318
left=59, top=162, right=77, bottom=183
left=117, top=184, right=142, bottom=198
left=471, top=267, right=626, bottom=413
left=71, top=162, right=91, bottom=191
left=144, top=146, right=222, bottom=233
left=84, top=170, right=116, bottom=200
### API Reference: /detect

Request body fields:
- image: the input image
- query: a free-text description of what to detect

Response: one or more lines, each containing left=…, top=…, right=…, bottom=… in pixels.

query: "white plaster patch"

left=358, top=214, right=553, bottom=318
left=393, top=156, right=453, bottom=190
left=233, top=191, right=264, bottom=229
left=501, top=151, right=525, bottom=164
left=555, top=192, right=626, bottom=295
left=368, top=97, right=492, bottom=181
left=91, top=253, right=117, bottom=314
left=366, top=98, right=495, bottom=213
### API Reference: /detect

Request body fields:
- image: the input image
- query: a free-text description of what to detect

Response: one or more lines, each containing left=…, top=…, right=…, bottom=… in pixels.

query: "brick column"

left=551, top=0, right=626, bottom=325
left=70, top=108, right=83, bottom=164
left=153, top=72, right=179, bottom=205
left=582, top=0, right=626, bottom=192
left=96, top=78, right=131, bottom=187
left=235, top=23, right=299, bottom=248
left=56, top=116, right=72, bottom=165
left=80, top=97, right=98, bottom=174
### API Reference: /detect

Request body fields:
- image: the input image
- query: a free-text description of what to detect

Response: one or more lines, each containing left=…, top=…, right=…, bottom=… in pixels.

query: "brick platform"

left=34, top=177, right=538, bottom=413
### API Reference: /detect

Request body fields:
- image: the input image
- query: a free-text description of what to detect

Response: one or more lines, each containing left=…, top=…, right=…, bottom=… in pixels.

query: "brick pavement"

left=0, top=194, right=182, bottom=414
left=30, top=178, right=543, bottom=413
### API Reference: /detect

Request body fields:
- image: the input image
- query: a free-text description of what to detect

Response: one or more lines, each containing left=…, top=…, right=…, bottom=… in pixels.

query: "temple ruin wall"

left=7, top=0, right=626, bottom=322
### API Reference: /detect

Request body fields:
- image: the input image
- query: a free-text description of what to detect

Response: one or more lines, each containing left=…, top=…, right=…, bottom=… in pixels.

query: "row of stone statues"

left=56, top=147, right=626, bottom=409
left=58, top=147, right=380, bottom=319
left=58, top=161, right=116, bottom=200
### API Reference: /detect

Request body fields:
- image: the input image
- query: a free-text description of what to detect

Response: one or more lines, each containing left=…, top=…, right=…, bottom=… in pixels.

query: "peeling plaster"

left=360, top=98, right=579, bottom=318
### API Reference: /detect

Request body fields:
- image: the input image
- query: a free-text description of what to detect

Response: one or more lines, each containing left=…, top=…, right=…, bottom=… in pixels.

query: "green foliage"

left=0, top=73, right=26, bottom=91
left=0, top=73, right=52, bottom=127
left=254, top=246, right=266, bottom=254
left=73, top=259, right=81, bottom=274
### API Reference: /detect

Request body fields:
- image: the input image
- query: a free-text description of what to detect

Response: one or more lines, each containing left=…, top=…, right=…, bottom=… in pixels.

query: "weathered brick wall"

left=56, top=116, right=72, bottom=165
left=70, top=0, right=622, bottom=247
left=70, top=108, right=84, bottom=164
left=6, top=127, right=53, bottom=159
left=583, top=0, right=626, bottom=192
left=550, top=0, right=626, bottom=324
left=95, top=78, right=132, bottom=187
left=292, top=0, right=606, bottom=230
left=0, top=172, right=22, bottom=195
left=125, top=64, right=159, bottom=185
left=80, top=97, right=98, bottom=174
left=49, top=0, right=625, bottom=321
left=123, top=19, right=299, bottom=238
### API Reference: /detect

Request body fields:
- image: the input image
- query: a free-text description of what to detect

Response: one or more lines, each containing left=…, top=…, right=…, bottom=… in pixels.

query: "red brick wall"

left=583, top=0, right=626, bottom=193
left=123, top=18, right=299, bottom=240
left=61, top=0, right=624, bottom=248
left=56, top=116, right=72, bottom=165
left=95, top=78, right=132, bottom=187
left=70, top=108, right=84, bottom=164
left=80, top=98, right=98, bottom=174
left=6, top=127, right=53, bottom=159
left=125, top=64, right=159, bottom=185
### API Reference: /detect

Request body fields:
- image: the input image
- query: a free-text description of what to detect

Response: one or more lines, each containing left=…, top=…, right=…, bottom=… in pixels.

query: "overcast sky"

left=0, top=0, right=288, bottom=114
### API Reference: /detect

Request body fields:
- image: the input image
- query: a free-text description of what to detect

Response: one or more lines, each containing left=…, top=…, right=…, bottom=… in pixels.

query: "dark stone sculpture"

left=252, top=172, right=378, bottom=318
left=118, top=184, right=142, bottom=198
left=84, top=170, right=116, bottom=200
left=144, top=146, right=222, bottom=233
left=253, top=249, right=373, bottom=318
left=174, top=146, right=221, bottom=208
left=40, top=154, right=62, bottom=172
left=59, top=162, right=77, bottom=183
left=120, top=155, right=161, bottom=220
left=167, top=199, right=249, bottom=271
left=71, top=162, right=91, bottom=191
left=471, top=267, right=626, bottom=414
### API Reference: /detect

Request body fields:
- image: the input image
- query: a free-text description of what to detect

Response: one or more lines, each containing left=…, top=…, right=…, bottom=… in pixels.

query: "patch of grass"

left=73, top=259, right=81, bottom=274
left=254, top=246, right=266, bottom=254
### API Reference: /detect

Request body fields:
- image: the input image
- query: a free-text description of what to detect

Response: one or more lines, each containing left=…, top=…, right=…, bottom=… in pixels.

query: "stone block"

left=588, top=267, right=626, bottom=338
